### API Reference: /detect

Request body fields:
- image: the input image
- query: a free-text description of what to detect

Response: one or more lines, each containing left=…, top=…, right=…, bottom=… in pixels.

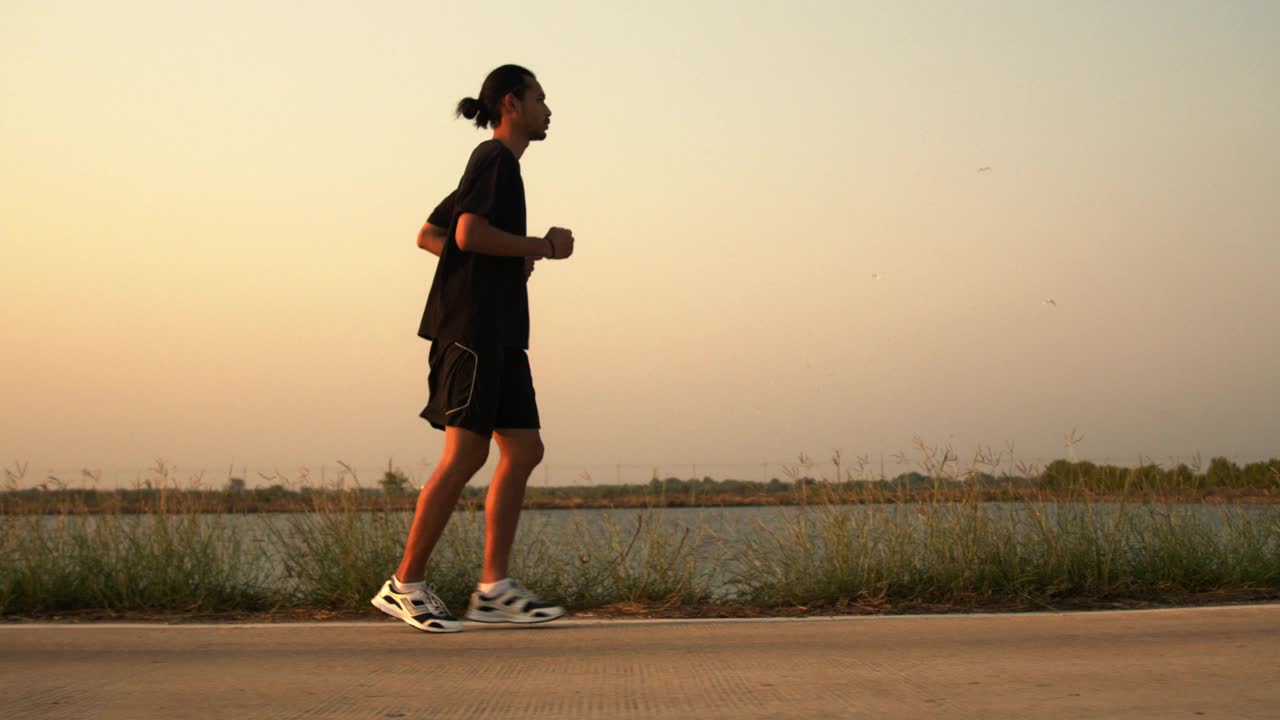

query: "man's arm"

left=418, top=189, right=458, bottom=257
left=417, top=220, right=447, bottom=257
left=457, top=213, right=552, bottom=257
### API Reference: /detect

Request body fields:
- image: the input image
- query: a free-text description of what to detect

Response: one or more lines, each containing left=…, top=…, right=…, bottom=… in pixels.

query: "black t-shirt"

left=417, top=139, right=529, bottom=348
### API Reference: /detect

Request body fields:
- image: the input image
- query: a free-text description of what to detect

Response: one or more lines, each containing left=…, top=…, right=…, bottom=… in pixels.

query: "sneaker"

left=465, top=579, right=566, bottom=624
left=370, top=578, right=463, bottom=633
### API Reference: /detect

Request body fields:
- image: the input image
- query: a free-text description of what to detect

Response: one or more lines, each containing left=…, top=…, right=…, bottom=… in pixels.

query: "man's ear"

left=502, top=91, right=521, bottom=117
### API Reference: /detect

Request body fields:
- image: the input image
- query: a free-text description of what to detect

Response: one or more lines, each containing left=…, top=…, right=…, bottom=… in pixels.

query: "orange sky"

left=2, top=0, right=1277, bottom=488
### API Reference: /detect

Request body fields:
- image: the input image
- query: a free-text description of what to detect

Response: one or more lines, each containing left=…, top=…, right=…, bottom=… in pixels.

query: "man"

left=371, top=64, right=574, bottom=633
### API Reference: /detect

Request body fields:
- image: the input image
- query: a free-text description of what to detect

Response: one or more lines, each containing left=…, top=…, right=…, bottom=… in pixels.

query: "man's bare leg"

left=395, top=426, right=491, bottom=584
left=481, top=428, right=544, bottom=583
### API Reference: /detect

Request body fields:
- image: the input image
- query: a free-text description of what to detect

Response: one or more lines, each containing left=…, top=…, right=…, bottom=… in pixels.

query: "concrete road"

left=2, top=604, right=1278, bottom=719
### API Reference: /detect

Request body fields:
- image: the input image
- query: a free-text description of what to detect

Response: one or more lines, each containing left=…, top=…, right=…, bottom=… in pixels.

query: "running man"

left=371, top=64, right=574, bottom=633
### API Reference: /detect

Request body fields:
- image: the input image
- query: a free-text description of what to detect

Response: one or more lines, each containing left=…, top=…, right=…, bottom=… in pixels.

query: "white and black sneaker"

left=370, top=577, right=463, bottom=633
left=465, top=578, right=566, bottom=624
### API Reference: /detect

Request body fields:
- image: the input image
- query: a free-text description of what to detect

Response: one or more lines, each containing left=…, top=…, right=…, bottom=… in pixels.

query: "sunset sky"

left=3, top=0, right=1277, bottom=488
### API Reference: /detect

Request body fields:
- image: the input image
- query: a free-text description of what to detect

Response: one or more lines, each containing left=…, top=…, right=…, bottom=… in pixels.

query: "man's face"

left=517, top=78, right=551, bottom=141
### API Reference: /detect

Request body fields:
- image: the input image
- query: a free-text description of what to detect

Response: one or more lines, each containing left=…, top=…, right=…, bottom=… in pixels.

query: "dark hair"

left=456, top=64, right=536, bottom=129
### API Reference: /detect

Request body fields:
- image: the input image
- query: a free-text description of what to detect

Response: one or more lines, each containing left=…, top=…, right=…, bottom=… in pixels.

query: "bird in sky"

left=977, top=166, right=992, bottom=173
left=871, top=273, right=882, bottom=280
left=1043, top=298, right=1057, bottom=307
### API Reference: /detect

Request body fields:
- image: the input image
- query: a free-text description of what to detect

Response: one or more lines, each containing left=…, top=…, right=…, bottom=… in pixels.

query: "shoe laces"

left=503, top=580, right=544, bottom=604
left=417, top=584, right=452, bottom=617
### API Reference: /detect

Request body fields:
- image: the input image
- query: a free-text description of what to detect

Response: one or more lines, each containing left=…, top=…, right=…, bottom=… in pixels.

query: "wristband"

left=546, top=237, right=555, bottom=259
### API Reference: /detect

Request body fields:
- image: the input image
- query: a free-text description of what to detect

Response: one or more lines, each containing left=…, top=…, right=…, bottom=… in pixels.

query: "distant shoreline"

left=3, top=484, right=1279, bottom=514
left=6, top=456, right=1276, bottom=514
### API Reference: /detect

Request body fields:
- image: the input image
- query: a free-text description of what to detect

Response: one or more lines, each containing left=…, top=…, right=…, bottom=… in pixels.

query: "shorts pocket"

left=441, top=342, right=478, bottom=415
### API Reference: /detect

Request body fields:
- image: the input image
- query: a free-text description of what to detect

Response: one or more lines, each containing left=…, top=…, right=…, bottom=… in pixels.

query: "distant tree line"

left=2, top=457, right=1275, bottom=513
left=1039, top=458, right=1280, bottom=492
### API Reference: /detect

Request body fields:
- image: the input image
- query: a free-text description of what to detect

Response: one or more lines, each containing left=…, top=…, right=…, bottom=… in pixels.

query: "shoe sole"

left=371, top=595, right=463, bottom=633
left=464, top=608, right=567, bottom=624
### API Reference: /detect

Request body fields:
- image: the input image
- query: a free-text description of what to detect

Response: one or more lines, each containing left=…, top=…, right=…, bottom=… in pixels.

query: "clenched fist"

left=545, top=227, right=574, bottom=259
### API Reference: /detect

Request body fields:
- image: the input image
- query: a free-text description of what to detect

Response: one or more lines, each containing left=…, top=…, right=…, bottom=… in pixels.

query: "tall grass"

left=2, top=448, right=1278, bottom=616
left=0, top=480, right=273, bottom=613
left=262, top=492, right=714, bottom=612
left=720, top=447, right=1280, bottom=608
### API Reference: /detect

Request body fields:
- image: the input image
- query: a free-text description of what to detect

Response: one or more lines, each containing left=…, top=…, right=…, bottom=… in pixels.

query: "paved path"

left=2, top=604, right=1278, bottom=719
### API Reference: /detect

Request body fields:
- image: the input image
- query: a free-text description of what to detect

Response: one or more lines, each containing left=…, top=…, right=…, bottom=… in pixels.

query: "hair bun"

left=459, top=97, right=480, bottom=120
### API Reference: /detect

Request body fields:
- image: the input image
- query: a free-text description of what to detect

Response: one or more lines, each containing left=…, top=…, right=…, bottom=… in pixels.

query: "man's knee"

left=519, top=440, right=545, bottom=468
left=498, top=434, right=544, bottom=469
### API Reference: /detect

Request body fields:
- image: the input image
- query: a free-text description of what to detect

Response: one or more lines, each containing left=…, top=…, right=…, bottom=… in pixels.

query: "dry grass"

left=2, top=442, right=1278, bottom=617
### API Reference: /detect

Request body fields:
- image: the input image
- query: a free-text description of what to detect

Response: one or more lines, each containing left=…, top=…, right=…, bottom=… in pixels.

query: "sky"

left=3, top=0, right=1278, bottom=489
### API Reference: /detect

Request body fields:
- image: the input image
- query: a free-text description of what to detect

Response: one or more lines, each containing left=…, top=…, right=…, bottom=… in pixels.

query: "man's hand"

left=524, top=257, right=537, bottom=279
left=545, top=227, right=574, bottom=259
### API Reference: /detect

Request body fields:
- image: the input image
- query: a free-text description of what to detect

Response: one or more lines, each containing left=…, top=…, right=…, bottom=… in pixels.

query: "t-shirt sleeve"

left=426, top=190, right=456, bottom=227
left=456, top=151, right=509, bottom=221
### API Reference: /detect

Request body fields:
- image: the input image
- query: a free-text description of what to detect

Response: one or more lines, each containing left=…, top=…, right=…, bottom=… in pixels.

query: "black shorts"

left=419, top=338, right=540, bottom=435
